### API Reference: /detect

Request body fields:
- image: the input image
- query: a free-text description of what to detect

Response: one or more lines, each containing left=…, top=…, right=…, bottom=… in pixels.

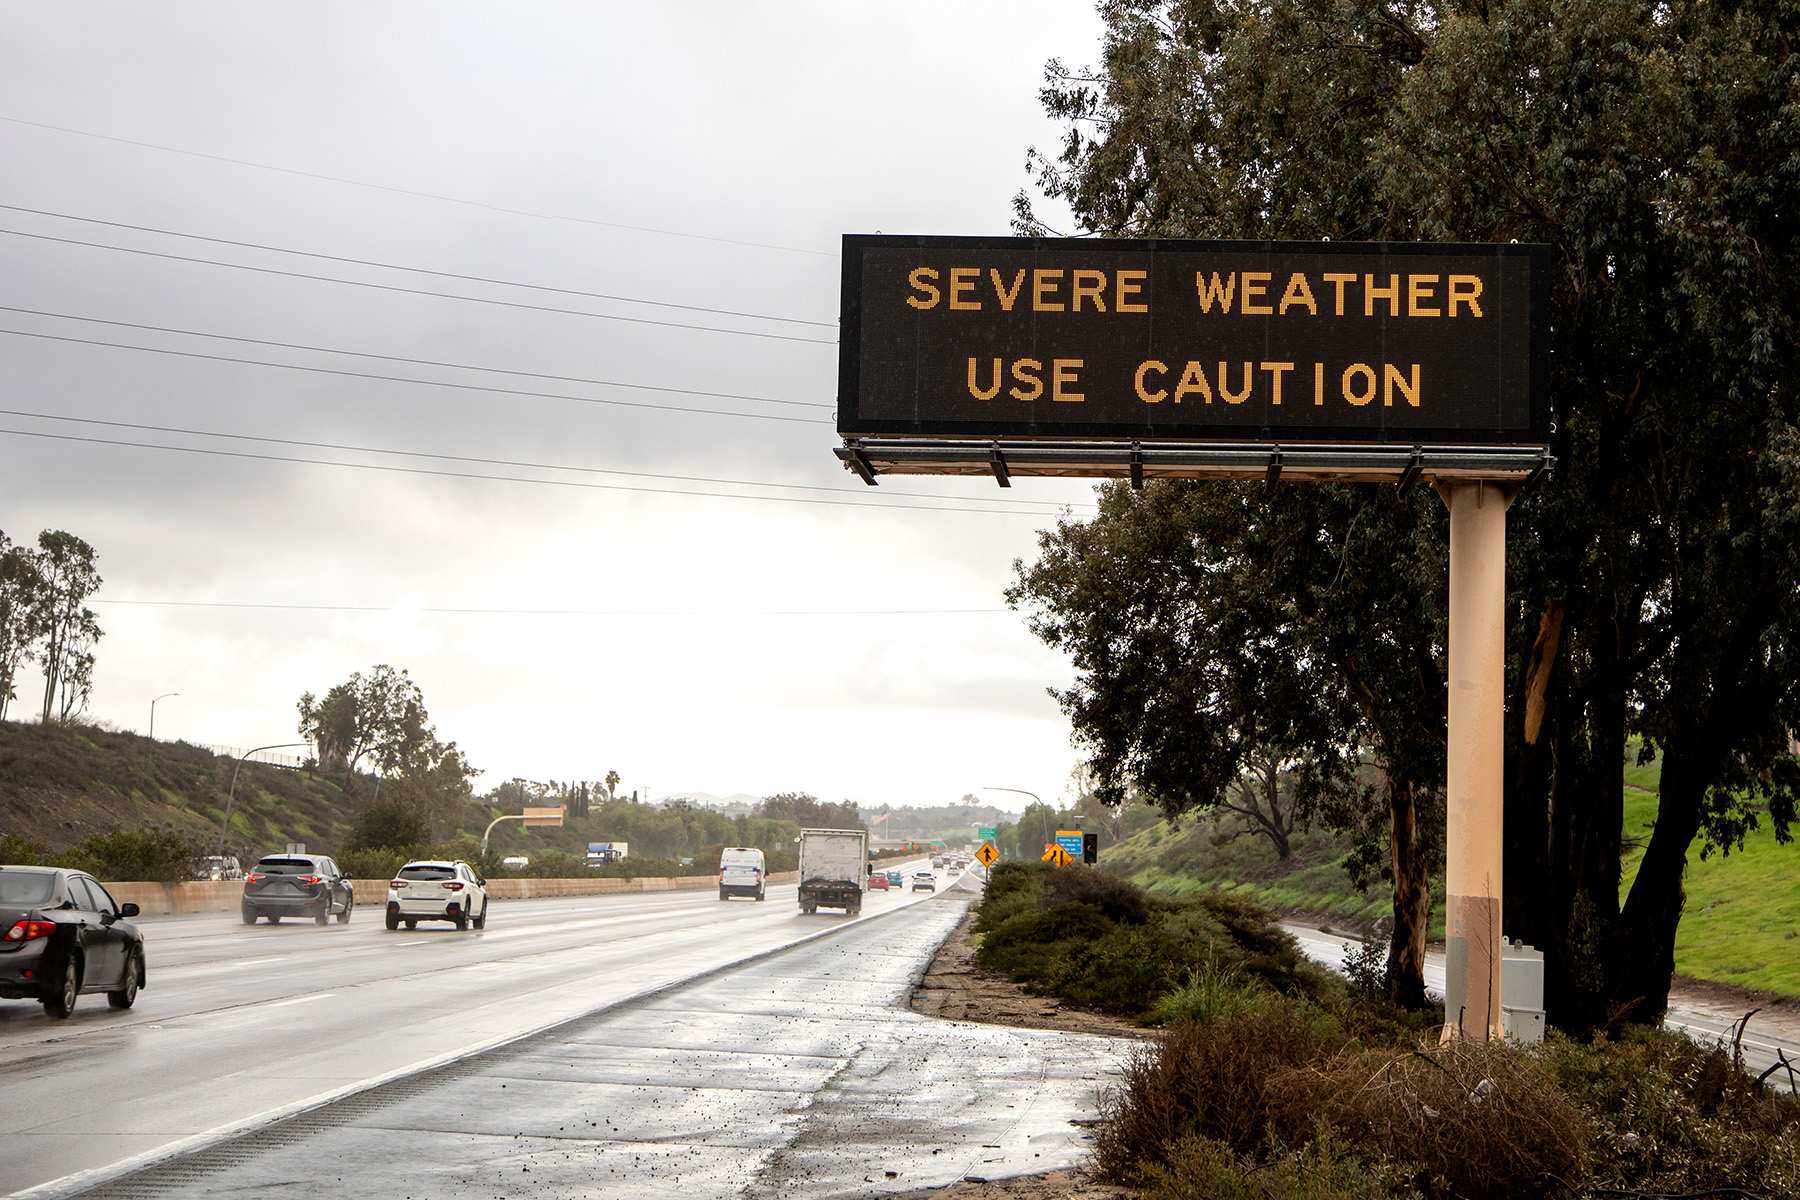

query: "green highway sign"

left=977, top=826, right=997, bottom=840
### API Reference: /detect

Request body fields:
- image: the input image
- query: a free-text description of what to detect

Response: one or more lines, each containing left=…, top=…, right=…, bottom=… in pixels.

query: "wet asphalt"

left=13, top=873, right=1134, bottom=1199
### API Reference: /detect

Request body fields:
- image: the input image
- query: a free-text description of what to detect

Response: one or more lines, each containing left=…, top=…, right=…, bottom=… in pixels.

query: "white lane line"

left=259, top=993, right=337, bottom=1009
left=394, top=940, right=431, bottom=946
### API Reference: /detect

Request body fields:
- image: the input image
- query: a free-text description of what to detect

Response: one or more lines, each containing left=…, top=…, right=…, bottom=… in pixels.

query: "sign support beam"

left=1439, top=479, right=1514, bottom=1042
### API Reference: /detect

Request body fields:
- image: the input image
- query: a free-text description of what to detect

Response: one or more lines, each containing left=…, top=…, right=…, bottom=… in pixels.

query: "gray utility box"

left=1500, top=939, right=1545, bottom=1043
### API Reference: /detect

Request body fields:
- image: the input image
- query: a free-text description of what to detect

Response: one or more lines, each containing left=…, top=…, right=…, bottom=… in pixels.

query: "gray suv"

left=241, top=854, right=355, bottom=925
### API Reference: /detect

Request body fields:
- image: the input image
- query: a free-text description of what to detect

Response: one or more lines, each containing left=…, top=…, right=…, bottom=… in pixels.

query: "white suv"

left=386, top=860, right=489, bottom=931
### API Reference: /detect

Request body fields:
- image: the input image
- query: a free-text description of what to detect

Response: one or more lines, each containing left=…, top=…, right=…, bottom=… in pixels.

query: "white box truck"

left=796, top=828, right=868, bottom=915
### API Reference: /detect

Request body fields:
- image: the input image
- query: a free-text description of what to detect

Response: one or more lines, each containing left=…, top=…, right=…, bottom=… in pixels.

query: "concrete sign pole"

left=1439, top=479, right=1513, bottom=1042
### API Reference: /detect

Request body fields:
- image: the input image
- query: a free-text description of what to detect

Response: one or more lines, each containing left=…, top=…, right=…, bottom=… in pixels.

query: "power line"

left=0, top=227, right=835, bottom=344
left=0, top=204, right=835, bottom=327
left=0, top=306, right=835, bottom=407
left=0, top=114, right=834, bottom=257
left=93, top=598, right=1013, bottom=617
left=0, top=325, right=832, bottom=425
left=0, top=406, right=1081, bottom=511
left=0, top=426, right=1069, bottom=517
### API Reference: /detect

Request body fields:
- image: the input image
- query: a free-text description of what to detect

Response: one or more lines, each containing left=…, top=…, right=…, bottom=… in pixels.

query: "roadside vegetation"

left=977, top=863, right=1799, bottom=1199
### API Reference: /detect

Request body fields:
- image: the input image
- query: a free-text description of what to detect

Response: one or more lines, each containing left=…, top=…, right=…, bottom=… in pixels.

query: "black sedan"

left=241, top=854, right=355, bottom=925
left=0, top=865, right=144, bottom=1018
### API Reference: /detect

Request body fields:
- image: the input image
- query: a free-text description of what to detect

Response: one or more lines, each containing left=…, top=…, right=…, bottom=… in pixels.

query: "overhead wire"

left=0, top=305, right=835, bottom=408
left=92, top=599, right=1014, bottom=617
left=0, top=406, right=1086, bottom=511
left=0, top=204, right=835, bottom=327
left=0, top=114, right=835, bottom=256
left=0, top=426, right=1076, bottom=518
left=0, top=226, right=834, bottom=341
left=0, top=326, right=832, bottom=425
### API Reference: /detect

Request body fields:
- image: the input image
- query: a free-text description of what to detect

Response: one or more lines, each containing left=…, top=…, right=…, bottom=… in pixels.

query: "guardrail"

left=105, top=872, right=805, bottom=916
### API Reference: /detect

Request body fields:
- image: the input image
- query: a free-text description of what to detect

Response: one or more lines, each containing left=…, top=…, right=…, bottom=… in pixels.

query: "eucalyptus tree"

left=1017, top=0, right=1800, bottom=1028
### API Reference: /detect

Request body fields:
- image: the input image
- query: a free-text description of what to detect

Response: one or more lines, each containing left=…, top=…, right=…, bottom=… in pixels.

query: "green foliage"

left=975, top=862, right=1337, bottom=1019
left=0, top=831, right=50, bottom=864
left=1150, top=957, right=1266, bottom=1027
left=58, top=826, right=194, bottom=882
left=344, top=797, right=428, bottom=854
left=1017, top=0, right=1800, bottom=1030
left=336, top=847, right=408, bottom=881
left=1539, top=1027, right=1800, bottom=1198
left=754, top=791, right=861, bottom=832
left=1137, top=1131, right=1420, bottom=1200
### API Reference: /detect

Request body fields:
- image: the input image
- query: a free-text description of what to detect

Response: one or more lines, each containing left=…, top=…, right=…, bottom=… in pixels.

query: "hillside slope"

left=1100, top=761, right=1800, bottom=997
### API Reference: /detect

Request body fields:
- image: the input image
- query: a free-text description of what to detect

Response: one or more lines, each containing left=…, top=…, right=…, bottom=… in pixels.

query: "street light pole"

left=981, top=786, right=1044, bottom=857
left=149, top=693, right=178, bottom=740
left=219, top=743, right=309, bottom=858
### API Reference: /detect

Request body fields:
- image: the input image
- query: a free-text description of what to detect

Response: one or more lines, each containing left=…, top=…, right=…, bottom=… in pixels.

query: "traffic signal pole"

left=1440, top=480, right=1513, bottom=1043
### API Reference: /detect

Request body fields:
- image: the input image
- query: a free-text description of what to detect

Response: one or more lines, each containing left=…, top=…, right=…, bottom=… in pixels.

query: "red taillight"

left=246, top=873, right=265, bottom=882
left=442, top=881, right=464, bottom=891
left=3, top=919, right=55, bottom=943
left=390, top=880, right=408, bottom=889
left=296, top=875, right=324, bottom=885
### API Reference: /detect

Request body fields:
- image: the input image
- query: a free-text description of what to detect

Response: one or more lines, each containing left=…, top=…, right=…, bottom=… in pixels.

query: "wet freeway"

left=2, top=859, right=1031, bottom=1197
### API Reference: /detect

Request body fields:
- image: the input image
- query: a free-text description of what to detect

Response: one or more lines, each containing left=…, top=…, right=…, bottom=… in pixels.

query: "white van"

left=718, top=846, right=767, bottom=901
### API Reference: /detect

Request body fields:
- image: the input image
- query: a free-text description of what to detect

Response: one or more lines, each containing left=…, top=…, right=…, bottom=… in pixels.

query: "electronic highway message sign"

left=837, top=235, right=1549, bottom=445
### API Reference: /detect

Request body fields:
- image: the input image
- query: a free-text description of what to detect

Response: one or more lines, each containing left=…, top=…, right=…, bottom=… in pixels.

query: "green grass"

left=1105, top=753, right=1800, bottom=997
left=1618, top=760, right=1800, bottom=997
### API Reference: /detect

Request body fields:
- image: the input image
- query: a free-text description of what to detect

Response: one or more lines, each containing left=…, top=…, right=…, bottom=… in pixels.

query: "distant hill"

left=0, top=719, right=358, bottom=861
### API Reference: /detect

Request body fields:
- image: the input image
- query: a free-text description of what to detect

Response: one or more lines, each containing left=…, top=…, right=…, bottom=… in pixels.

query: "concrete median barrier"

left=103, top=871, right=804, bottom=915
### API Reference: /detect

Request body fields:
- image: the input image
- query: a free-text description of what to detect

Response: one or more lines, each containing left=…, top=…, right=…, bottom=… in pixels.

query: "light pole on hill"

left=149, top=693, right=177, bottom=740
left=219, top=743, right=309, bottom=858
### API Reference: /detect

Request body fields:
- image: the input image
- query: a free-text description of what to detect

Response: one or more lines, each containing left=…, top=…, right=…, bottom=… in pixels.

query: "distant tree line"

left=0, top=529, right=102, bottom=725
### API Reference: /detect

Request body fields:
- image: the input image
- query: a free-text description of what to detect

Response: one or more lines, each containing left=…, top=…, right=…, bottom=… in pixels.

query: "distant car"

left=930, top=856, right=945, bottom=868
left=911, top=871, right=937, bottom=892
left=241, top=854, right=354, bottom=926
left=885, top=870, right=903, bottom=886
left=0, top=866, right=144, bottom=1018
left=195, top=855, right=243, bottom=881
left=387, top=860, right=488, bottom=931
left=501, top=856, right=530, bottom=870
left=867, top=873, right=889, bottom=891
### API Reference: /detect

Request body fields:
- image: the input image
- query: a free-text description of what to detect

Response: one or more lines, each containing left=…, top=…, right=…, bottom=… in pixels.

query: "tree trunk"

left=1387, top=779, right=1432, bottom=1009
left=1504, top=600, right=1561, bottom=951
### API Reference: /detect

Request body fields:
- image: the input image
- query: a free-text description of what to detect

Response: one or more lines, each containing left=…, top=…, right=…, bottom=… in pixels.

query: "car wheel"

left=471, top=900, right=486, bottom=930
left=337, top=902, right=352, bottom=924
left=108, top=948, right=142, bottom=1009
left=314, top=903, right=330, bottom=926
left=453, top=907, right=468, bottom=932
left=42, top=956, right=79, bottom=1019
left=404, top=918, right=416, bottom=930
left=385, top=910, right=399, bottom=930
left=241, top=907, right=258, bottom=925
left=268, top=915, right=281, bottom=924
left=756, top=887, right=766, bottom=902
left=719, top=887, right=729, bottom=901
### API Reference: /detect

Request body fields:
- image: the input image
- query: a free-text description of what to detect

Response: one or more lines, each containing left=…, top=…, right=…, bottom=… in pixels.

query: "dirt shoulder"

left=910, top=909, right=1146, bottom=1040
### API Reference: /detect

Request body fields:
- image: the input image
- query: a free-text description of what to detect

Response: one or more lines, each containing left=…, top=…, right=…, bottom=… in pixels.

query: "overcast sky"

left=0, top=2, right=1109, bottom=814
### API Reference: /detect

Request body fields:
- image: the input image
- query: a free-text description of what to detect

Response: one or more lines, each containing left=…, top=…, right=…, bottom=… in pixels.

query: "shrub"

left=1044, top=926, right=1178, bottom=1014
left=1137, top=1130, right=1420, bottom=1200
left=690, top=843, right=724, bottom=875
left=59, top=826, right=195, bottom=882
left=1042, top=865, right=1151, bottom=924
left=344, top=798, right=427, bottom=853
left=337, top=847, right=408, bottom=881
left=1094, top=1002, right=1331, bottom=1173
left=0, top=832, right=50, bottom=865
left=1150, top=957, right=1266, bottom=1026
left=1262, top=1042, right=1587, bottom=1200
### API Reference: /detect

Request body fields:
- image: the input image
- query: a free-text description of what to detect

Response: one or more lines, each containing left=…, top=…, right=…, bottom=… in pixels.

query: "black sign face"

left=838, top=235, right=1549, bottom=444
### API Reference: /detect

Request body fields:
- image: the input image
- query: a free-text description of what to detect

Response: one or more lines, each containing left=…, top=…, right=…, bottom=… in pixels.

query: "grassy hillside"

left=0, top=719, right=358, bottom=861
left=1103, top=759, right=1800, bottom=996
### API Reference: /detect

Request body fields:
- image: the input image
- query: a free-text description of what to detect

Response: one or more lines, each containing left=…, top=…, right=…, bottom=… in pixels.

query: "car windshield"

left=399, top=865, right=456, bottom=881
left=254, top=859, right=317, bottom=874
left=0, top=872, right=55, bottom=905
